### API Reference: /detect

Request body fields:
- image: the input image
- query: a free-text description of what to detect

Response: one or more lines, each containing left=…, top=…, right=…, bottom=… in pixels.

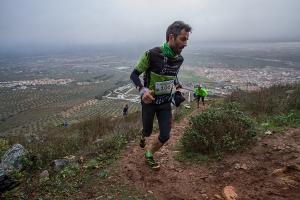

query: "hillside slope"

left=119, top=107, right=300, bottom=200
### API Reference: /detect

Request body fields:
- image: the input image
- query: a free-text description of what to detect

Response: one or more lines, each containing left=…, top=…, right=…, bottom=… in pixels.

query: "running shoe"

left=139, top=135, right=146, bottom=149
left=144, top=151, right=160, bottom=170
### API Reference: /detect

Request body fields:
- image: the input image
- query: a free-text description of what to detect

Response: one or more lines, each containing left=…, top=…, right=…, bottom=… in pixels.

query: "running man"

left=194, top=84, right=208, bottom=108
left=130, top=21, right=192, bottom=170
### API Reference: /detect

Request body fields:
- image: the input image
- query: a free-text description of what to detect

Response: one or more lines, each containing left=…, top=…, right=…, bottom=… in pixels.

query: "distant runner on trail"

left=123, top=104, right=128, bottom=116
left=130, top=21, right=192, bottom=170
left=194, top=84, right=208, bottom=108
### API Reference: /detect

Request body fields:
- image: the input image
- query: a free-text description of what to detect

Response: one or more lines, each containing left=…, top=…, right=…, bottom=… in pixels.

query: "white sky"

left=1, top=0, right=300, bottom=47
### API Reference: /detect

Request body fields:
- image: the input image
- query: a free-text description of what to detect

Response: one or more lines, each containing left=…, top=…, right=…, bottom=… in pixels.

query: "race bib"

left=155, top=80, right=174, bottom=95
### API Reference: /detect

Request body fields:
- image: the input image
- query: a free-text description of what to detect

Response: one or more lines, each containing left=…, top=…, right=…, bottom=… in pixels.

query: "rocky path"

left=119, top=107, right=300, bottom=200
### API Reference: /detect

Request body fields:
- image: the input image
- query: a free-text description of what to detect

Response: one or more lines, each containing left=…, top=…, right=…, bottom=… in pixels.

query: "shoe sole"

left=145, top=160, right=160, bottom=171
left=140, top=139, right=146, bottom=149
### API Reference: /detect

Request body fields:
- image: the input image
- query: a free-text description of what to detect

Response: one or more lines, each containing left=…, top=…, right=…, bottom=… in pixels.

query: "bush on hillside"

left=286, top=86, right=300, bottom=110
left=180, top=103, right=257, bottom=156
left=226, top=83, right=300, bottom=115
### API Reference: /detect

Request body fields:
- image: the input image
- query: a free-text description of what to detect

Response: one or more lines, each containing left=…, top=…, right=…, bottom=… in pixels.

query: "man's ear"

left=168, top=34, right=175, bottom=44
left=168, top=34, right=175, bottom=43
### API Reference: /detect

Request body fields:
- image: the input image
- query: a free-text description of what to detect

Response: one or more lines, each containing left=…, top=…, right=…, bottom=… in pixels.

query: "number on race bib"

left=155, top=80, right=174, bottom=95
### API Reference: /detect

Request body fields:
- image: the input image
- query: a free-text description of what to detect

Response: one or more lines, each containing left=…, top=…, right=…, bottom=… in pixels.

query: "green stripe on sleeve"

left=135, top=51, right=149, bottom=73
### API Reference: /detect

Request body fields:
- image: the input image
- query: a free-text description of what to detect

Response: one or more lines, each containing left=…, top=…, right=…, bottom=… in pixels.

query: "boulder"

left=0, top=144, right=26, bottom=192
left=0, top=144, right=27, bottom=175
left=51, top=159, right=69, bottom=172
left=0, top=174, right=19, bottom=193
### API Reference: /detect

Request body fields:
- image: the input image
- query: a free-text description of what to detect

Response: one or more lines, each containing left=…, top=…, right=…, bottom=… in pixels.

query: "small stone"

left=51, top=159, right=69, bottom=171
left=234, top=163, right=241, bottom=169
left=39, top=170, right=49, bottom=181
left=223, top=186, right=238, bottom=200
left=287, top=164, right=300, bottom=171
left=262, top=142, right=268, bottom=146
left=234, top=163, right=248, bottom=170
left=200, top=189, right=207, bottom=194
left=78, top=156, right=84, bottom=164
left=93, top=138, right=103, bottom=144
left=240, top=164, right=248, bottom=170
left=223, top=172, right=231, bottom=178
left=64, top=155, right=76, bottom=162
left=201, top=194, right=208, bottom=199
left=272, top=167, right=286, bottom=176
left=214, top=194, right=223, bottom=199
left=273, top=145, right=283, bottom=151
left=147, top=190, right=153, bottom=194
left=207, top=175, right=216, bottom=182
left=265, top=130, right=272, bottom=135
left=199, top=175, right=208, bottom=179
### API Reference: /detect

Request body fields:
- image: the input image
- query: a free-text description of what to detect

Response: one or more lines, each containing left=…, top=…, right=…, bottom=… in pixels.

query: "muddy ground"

left=120, top=108, right=300, bottom=200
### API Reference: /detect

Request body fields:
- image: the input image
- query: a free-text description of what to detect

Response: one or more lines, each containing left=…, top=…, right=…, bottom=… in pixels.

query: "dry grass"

left=6, top=112, right=142, bottom=168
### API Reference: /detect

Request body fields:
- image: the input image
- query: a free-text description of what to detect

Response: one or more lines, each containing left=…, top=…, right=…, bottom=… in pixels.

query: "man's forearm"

left=130, top=69, right=143, bottom=90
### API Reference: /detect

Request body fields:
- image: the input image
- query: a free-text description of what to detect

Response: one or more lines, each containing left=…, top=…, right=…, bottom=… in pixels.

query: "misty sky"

left=1, top=0, right=300, bottom=47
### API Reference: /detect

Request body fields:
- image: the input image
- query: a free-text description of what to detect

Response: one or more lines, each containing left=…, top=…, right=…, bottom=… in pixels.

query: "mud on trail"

left=119, top=108, right=300, bottom=200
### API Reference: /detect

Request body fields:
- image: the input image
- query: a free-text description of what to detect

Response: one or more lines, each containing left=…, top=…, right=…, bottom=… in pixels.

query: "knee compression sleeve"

left=156, top=103, right=172, bottom=144
left=158, top=135, right=170, bottom=144
left=142, top=103, right=155, bottom=137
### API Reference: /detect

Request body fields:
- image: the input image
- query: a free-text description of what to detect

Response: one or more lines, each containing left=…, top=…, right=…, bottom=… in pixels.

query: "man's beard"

left=176, top=48, right=183, bottom=54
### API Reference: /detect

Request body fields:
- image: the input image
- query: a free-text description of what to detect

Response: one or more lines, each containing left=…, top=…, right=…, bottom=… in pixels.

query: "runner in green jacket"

left=194, top=84, right=208, bottom=108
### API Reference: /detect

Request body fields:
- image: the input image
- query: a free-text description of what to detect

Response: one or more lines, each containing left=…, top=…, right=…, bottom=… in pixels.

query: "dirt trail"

left=119, top=107, right=300, bottom=200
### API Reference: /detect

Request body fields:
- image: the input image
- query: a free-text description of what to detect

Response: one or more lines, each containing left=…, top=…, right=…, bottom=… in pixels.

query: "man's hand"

left=175, top=83, right=183, bottom=90
left=139, top=87, right=155, bottom=104
left=142, top=90, right=155, bottom=104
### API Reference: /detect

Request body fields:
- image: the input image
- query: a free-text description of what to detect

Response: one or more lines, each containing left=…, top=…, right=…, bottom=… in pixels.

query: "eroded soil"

left=120, top=108, right=300, bottom=200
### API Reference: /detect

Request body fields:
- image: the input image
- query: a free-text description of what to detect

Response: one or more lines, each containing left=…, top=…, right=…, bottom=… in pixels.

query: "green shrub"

left=180, top=103, right=257, bottom=156
left=261, top=111, right=300, bottom=132
left=287, top=88, right=300, bottom=110
left=226, top=83, right=300, bottom=115
left=0, top=138, right=10, bottom=157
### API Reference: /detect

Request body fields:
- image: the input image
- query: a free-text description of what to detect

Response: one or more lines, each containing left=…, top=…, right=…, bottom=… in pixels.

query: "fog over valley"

left=1, top=0, right=300, bottom=50
left=0, top=1, right=299, bottom=136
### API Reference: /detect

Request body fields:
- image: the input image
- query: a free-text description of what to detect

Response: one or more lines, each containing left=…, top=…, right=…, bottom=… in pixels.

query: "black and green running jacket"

left=130, top=43, right=184, bottom=105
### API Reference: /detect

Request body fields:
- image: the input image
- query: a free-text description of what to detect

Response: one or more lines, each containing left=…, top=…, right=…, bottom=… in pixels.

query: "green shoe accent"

left=144, top=151, right=160, bottom=170
left=145, top=151, right=152, bottom=158
left=139, top=136, right=146, bottom=149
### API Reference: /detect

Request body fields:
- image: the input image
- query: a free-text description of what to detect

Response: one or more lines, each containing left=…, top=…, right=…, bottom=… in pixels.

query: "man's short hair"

left=166, top=21, right=192, bottom=42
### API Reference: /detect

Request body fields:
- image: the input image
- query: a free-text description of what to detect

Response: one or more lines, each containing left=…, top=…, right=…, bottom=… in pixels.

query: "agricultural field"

left=0, top=53, right=141, bottom=136
left=1, top=42, right=299, bottom=137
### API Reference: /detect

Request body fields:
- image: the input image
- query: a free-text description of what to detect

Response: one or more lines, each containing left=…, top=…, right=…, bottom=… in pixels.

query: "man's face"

left=169, top=29, right=189, bottom=55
